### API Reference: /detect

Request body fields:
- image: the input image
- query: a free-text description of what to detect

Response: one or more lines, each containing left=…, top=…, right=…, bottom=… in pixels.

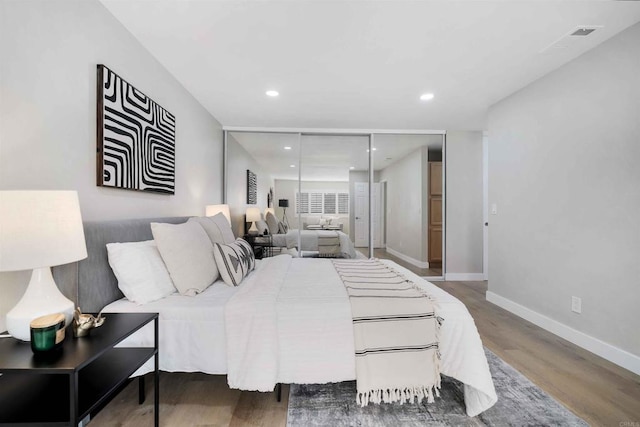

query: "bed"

left=270, top=228, right=358, bottom=258
left=61, top=216, right=497, bottom=417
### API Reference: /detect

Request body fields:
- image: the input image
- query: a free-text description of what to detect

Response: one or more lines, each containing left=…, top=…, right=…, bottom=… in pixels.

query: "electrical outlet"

left=571, top=296, right=582, bottom=314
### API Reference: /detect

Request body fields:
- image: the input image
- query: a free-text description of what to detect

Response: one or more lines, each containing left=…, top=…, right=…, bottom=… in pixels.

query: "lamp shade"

left=0, top=191, right=88, bottom=271
left=205, top=204, right=231, bottom=225
left=1, top=191, right=87, bottom=341
left=245, top=207, right=261, bottom=223
left=278, top=199, right=289, bottom=208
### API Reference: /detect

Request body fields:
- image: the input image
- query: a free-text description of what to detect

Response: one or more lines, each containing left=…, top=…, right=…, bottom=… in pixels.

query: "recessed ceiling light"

left=266, top=90, right=279, bottom=97
left=366, top=148, right=377, bottom=152
left=349, top=166, right=355, bottom=170
left=420, top=93, right=435, bottom=101
left=284, top=146, right=292, bottom=150
left=289, top=164, right=295, bottom=168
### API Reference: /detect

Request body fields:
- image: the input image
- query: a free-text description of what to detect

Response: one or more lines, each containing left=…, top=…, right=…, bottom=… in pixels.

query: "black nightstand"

left=243, top=234, right=273, bottom=259
left=0, top=312, right=159, bottom=426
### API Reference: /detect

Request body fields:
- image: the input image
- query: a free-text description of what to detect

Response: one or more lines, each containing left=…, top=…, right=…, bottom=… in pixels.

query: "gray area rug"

left=287, top=348, right=588, bottom=426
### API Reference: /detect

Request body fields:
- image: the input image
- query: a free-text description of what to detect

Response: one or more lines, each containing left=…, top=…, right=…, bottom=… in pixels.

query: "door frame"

left=482, top=132, right=489, bottom=281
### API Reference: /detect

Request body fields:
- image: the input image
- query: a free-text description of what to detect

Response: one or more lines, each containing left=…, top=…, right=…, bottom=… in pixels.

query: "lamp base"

left=248, top=221, right=259, bottom=235
left=6, top=267, right=74, bottom=341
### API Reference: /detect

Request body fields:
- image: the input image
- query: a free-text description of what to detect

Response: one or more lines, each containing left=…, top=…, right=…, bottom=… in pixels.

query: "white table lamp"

left=205, top=204, right=231, bottom=226
left=245, top=207, right=261, bottom=235
left=0, top=191, right=88, bottom=341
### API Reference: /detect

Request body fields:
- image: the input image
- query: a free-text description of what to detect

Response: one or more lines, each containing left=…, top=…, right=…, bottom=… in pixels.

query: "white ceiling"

left=101, top=1, right=640, bottom=131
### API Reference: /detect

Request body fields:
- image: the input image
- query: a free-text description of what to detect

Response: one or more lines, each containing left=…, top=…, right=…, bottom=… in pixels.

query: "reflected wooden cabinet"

left=429, top=227, right=442, bottom=263
left=430, top=162, right=442, bottom=196
left=428, top=162, right=442, bottom=264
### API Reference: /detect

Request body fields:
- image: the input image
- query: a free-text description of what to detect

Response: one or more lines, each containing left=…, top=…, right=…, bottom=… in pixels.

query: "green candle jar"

left=30, top=313, right=66, bottom=353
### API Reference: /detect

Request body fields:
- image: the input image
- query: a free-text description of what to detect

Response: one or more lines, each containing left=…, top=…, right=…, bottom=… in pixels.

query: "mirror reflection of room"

left=356, top=134, right=443, bottom=277
left=227, top=131, right=444, bottom=276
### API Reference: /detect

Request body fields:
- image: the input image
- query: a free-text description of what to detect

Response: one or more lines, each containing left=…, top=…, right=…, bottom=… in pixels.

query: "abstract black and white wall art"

left=247, top=170, right=257, bottom=204
left=97, top=64, right=176, bottom=194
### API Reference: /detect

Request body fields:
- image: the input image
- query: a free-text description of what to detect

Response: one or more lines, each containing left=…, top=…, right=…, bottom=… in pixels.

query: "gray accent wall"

left=0, top=0, right=224, bottom=331
left=488, top=23, right=640, bottom=357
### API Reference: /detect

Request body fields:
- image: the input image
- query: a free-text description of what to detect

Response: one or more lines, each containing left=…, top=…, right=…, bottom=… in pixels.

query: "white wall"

left=488, top=23, right=640, bottom=361
left=445, top=131, right=484, bottom=277
left=226, top=135, right=274, bottom=237
left=380, top=147, right=427, bottom=264
left=0, top=0, right=223, bottom=331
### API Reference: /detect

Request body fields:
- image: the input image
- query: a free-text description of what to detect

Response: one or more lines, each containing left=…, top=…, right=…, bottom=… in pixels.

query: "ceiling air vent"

left=570, top=28, right=597, bottom=36
left=540, top=25, right=603, bottom=53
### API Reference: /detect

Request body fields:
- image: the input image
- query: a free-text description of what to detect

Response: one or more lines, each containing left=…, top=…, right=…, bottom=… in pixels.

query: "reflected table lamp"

left=278, top=199, right=289, bottom=228
left=0, top=191, right=88, bottom=341
left=205, top=204, right=231, bottom=226
left=245, top=207, right=261, bottom=235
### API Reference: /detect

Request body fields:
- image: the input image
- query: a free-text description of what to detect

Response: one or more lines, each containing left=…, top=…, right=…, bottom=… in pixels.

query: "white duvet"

left=105, top=255, right=497, bottom=417
left=271, top=229, right=357, bottom=259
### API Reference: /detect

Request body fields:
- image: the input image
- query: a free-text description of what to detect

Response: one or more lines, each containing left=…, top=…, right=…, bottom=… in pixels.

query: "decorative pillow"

left=265, top=211, right=279, bottom=235
left=319, top=218, right=328, bottom=226
left=151, top=221, right=219, bottom=296
left=213, top=238, right=256, bottom=287
left=188, top=213, right=235, bottom=245
left=106, top=240, right=176, bottom=304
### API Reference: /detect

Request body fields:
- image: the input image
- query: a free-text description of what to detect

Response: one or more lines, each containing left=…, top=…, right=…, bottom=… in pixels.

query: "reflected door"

left=355, top=182, right=382, bottom=249
left=354, top=182, right=368, bottom=247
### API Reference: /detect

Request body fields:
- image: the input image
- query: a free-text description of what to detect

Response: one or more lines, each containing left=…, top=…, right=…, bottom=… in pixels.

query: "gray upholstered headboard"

left=53, top=217, right=189, bottom=312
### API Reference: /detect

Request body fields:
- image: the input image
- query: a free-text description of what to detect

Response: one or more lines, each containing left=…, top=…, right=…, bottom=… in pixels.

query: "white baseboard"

left=445, top=273, right=485, bottom=281
left=385, top=247, right=429, bottom=268
left=486, top=291, right=640, bottom=376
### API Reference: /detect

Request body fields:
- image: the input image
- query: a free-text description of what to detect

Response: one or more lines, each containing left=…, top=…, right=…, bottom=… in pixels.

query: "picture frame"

left=97, top=64, right=176, bottom=194
left=247, top=169, right=257, bottom=204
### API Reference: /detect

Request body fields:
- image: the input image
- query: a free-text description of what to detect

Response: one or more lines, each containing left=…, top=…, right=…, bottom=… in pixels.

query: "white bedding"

left=271, top=229, right=357, bottom=259
left=104, top=255, right=497, bottom=417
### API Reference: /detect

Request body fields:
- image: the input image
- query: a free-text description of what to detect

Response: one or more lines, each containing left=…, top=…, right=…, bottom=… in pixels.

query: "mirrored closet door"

left=224, top=129, right=445, bottom=277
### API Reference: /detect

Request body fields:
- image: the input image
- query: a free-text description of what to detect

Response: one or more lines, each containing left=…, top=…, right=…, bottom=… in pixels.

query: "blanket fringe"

left=335, top=258, right=444, bottom=408
left=356, top=384, right=442, bottom=407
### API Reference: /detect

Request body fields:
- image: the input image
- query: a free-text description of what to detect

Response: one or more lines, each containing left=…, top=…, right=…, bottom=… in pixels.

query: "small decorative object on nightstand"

left=72, top=307, right=105, bottom=338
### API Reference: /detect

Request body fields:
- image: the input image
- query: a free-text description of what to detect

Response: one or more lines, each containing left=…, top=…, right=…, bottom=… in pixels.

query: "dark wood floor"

left=91, top=280, right=640, bottom=426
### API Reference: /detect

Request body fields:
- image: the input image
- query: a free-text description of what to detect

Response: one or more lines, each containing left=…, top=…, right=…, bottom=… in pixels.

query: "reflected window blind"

left=296, top=191, right=349, bottom=215
left=296, top=192, right=309, bottom=214
left=338, top=193, right=349, bottom=214
left=324, top=193, right=337, bottom=214
left=310, top=193, right=323, bottom=214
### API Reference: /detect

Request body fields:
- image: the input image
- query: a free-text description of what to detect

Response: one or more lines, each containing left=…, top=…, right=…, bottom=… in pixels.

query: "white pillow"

left=265, top=211, right=279, bottom=235
left=106, top=240, right=176, bottom=304
left=256, top=219, right=270, bottom=235
left=188, top=213, right=235, bottom=245
left=151, top=221, right=219, bottom=296
left=213, top=238, right=255, bottom=287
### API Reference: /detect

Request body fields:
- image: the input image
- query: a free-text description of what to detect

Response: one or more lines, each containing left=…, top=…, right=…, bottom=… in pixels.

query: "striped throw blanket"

left=317, top=230, right=340, bottom=258
left=332, top=259, right=441, bottom=406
